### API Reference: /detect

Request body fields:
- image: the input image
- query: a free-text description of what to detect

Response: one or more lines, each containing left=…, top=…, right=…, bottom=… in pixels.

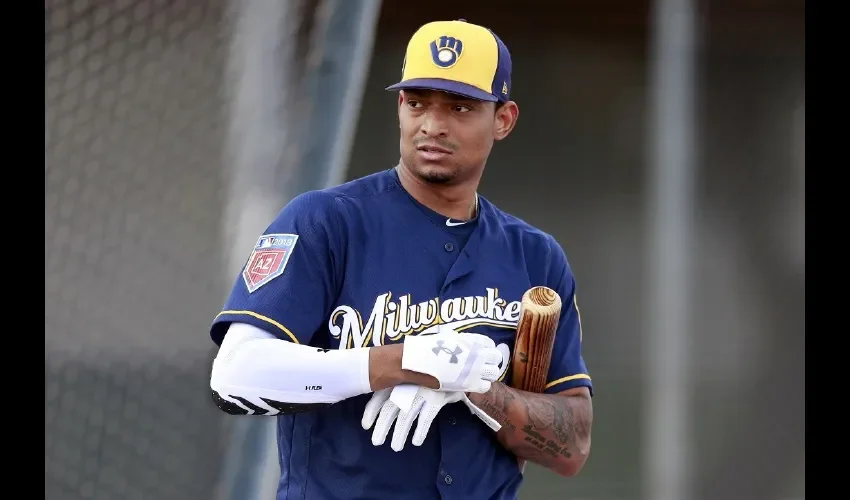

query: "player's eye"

left=455, top=105, right=472, bottom=113
left=407, top=100, right=423, bottom=108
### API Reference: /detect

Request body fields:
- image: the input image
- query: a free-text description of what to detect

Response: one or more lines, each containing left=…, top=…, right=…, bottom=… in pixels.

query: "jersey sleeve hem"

left=214, top=310, right=301, bottom=344
left=543, top=373, right=593, bottom=395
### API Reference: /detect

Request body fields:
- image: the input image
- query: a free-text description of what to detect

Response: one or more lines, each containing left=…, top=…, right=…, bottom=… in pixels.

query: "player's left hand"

left=362, top=385, right=465, bottom=451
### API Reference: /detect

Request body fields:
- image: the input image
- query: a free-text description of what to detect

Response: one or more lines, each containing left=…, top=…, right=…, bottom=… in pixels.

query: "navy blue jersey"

left=210, top=168, right=592, bottom=500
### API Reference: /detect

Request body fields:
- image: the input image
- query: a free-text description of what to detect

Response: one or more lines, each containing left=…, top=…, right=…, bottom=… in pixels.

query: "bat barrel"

left=512, top=286, right=562, bottom=395
left=521, top=286, right=562, bottom=314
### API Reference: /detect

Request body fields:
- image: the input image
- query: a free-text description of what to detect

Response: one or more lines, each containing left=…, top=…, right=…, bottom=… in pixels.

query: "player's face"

left=397, top=90, right=518, bottom=185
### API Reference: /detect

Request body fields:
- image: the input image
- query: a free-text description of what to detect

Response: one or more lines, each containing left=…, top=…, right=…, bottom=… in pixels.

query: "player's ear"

left=397, top=92, right=406, bottom=126
left=493, top=101, right=519, bottom=141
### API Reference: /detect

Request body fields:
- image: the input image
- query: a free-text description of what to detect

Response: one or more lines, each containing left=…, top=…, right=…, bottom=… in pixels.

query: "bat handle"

left=517, top=457, right=527, bottom=474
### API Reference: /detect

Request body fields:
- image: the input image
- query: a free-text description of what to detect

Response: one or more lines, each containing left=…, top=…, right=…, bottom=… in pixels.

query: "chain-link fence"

left=46, top=1, right=232, bottom=499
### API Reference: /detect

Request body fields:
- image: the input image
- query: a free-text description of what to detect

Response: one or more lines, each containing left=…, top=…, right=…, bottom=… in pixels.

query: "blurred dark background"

left=46, top=1, right=804, bottom=499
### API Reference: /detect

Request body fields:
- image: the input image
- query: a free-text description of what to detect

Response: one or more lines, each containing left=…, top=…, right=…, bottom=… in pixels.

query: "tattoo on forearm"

left=528, top=396, right=573, bottom=444
left=473, top=383, right=592, bottom=467
left=476, top=398, right=517, bottom=432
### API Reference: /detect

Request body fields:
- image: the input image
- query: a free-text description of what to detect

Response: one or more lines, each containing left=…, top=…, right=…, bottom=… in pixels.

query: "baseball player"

left=209, top=19, right=593, bottom=500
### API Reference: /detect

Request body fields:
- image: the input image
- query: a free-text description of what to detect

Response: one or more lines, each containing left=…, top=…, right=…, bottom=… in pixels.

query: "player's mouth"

left=416, top=144, right=453, bottom=161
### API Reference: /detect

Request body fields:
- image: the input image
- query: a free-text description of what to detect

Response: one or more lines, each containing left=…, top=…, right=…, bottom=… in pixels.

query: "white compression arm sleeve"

left=210, top=322, right=373, bottom=415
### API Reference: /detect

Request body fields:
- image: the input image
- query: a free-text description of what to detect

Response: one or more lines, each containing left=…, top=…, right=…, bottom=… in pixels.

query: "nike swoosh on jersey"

left=445, top=219, right=468, bottom=227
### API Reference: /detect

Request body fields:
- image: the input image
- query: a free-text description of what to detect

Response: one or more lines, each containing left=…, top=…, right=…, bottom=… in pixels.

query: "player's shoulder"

left=321, top=168, right=401, bottom=201
left=482, top=196, right=571, bottom=277
left=281, top=169, right=398, bottom=217
left=483, top=197, right=563, bottom=253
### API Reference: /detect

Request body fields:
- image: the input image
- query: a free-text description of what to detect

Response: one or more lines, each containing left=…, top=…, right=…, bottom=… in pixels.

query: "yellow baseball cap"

left=386, top=19, right=513, bottom=103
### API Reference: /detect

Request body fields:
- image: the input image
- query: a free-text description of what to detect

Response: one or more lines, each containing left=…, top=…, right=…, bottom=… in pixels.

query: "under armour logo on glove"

left=432, top=340, right=463, bottom=363
left=401, top=330, right=503, bottom=393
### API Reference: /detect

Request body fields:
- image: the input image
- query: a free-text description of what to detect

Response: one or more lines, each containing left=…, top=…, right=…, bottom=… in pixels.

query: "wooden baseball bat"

left=510, top=286, right=562, bottom=472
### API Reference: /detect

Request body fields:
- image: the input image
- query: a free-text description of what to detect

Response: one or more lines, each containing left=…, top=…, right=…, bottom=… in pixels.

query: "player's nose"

left=419, top=109, right=449, bottom=137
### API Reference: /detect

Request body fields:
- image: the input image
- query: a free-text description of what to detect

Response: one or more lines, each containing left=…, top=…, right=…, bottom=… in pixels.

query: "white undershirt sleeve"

left=210, top=322, right=373, bottom=415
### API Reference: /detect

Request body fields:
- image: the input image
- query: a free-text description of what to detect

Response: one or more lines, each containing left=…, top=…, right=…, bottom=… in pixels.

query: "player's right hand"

left=401, top=329, right=503, bottom=394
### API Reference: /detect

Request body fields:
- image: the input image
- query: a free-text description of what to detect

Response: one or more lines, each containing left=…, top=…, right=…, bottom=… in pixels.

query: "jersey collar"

left=389, top=168, right=482, bottom=232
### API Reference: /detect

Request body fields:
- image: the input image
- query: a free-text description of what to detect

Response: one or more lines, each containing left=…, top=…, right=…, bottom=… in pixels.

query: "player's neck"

left=396, top=164, right=479, bottom=221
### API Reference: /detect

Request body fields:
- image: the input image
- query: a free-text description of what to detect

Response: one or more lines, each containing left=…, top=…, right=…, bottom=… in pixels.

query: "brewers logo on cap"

left=431, top=36, right=463, bottom=68
left=386, top=20, right=513, bottom=103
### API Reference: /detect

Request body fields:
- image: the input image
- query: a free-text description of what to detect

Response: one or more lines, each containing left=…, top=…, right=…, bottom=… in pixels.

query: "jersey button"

left=444, top=475, right=453, bottom=485
left=444, top=242, right=454, bottom=252
left=448, top=416, right=457, bottom=425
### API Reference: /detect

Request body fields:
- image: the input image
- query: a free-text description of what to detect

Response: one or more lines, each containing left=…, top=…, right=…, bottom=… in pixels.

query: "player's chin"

left=414, top=163, right=460, bottom=185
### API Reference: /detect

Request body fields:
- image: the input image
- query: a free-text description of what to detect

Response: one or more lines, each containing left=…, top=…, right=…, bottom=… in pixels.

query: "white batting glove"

left=361, top=384, right=503, bottom=452
left=362, top=385, right=463, bottom=451
left=401, top=329, right=503, bottom=394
